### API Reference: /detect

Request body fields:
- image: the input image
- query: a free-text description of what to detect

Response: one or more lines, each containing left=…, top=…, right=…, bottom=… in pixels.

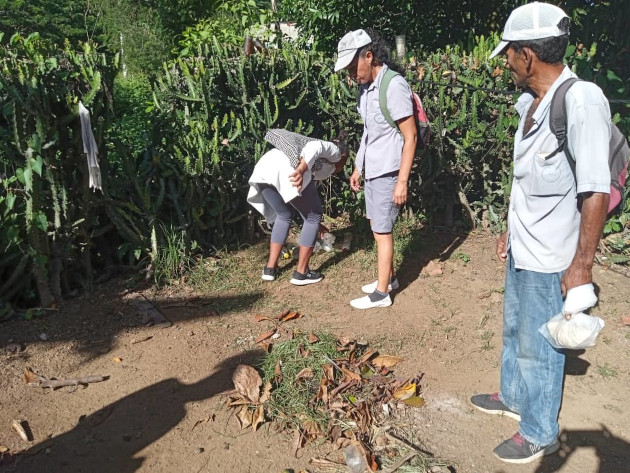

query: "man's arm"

left=393, top=115, right=417, bottom=205
left=561, top=191, right=609, bottom=296
left=496, top=230, right=508, bottom=263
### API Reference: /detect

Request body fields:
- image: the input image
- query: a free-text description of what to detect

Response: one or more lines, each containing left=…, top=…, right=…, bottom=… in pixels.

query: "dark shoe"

left=493, top=432, right=559, bottom=464
left=261, top=266, right=278, bottom=281
left=470, top=393, right=521, bottom=421
left=290, top=269, right=323, bottom=286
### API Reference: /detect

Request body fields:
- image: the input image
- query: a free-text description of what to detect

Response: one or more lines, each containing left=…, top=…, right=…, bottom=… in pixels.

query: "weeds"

left=480, top=330, right=494, bottom=351
left=380, top=429, right=450, bottom=473
left=189, top=247, right=256, bottom=292
left=596, top=363, right=618, bottom=379
left=444, top=326, right=457, bottom=339
left=259, top=332, right=340, bottom=431
left=477, top=313, right=491, bottom=329
left=151, top=224, right=193, bottom=286
left=454, top=252, right=471, bottom=264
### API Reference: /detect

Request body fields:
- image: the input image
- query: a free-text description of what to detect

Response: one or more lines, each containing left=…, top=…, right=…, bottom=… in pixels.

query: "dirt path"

left=1, top=232, right=629, bottom=473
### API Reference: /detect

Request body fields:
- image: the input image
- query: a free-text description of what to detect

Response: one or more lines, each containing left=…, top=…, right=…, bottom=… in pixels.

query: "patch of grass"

left=369, top=335, right=391, bottom=351
left=417, top=330, right=427, bottom=348
left=394, top=219, right=418, bottom=268
left=260, top=332, right=341, bottom=431
left=380, top=429, right=451, bottom=473
left=352, top=243, right=377, bottom=273
left=444, top=326, right=457, bottom=337
left=477, top=313, right=491, bottom=329
left=480, top=330, right=495, bottom=351
left=625, top=331, right=630, bottom=341
left=152, top=224, right=193, bottom=286
left=454, top=251, right=471, bottom=264
left=602, top=336, right=612, bottom=345
left=596, top=363, right=618, bottom=379
left=188, top=247, right=258, bottom=293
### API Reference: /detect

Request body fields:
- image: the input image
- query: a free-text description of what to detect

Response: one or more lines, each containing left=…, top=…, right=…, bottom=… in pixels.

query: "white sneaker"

left=350, top=294, right=392, bottom=309
left=361, top=278, right=399, bottom=294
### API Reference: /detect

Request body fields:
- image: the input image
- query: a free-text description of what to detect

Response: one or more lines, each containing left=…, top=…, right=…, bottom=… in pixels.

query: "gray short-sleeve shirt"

left=355, top=65, right=413, bottom=179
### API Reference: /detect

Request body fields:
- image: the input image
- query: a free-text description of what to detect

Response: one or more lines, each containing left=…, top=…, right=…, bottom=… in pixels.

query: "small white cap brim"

left=489, top=40, right=509, bottom=59
left=334, top=50, right=356, bottom=72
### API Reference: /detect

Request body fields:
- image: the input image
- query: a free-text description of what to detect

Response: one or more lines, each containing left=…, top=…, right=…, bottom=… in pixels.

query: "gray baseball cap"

left=334, top=29, right=372, bottom=72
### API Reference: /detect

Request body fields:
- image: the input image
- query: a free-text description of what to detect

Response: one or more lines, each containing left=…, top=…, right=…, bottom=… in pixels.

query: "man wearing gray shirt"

left=470, top=2, right=611, bottom=464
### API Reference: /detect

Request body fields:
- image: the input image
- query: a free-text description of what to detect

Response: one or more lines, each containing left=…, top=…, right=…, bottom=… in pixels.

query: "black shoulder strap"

left=549, top=77, right=580, bottom=177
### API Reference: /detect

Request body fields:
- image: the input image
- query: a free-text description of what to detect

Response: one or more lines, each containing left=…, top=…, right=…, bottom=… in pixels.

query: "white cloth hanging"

left=78, top=101, right=102, bottom=191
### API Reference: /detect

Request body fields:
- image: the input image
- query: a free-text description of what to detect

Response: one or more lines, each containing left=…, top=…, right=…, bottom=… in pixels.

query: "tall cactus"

left=0, top=33, right=116, bottom=307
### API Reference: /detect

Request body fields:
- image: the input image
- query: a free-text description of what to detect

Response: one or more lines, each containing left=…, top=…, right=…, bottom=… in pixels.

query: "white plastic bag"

left=563, top=283, right=597, bottom=314
left=539, top=312, right=605, bottom=350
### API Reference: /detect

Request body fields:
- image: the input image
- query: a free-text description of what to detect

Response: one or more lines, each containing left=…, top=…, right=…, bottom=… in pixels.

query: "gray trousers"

left=261, top=181, right=322, bottom=247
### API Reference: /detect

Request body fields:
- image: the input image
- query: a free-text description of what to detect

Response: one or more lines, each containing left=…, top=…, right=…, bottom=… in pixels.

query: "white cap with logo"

left=334, top=29, right=372, bottom=72
left=489, top=2, right=570, bottom=59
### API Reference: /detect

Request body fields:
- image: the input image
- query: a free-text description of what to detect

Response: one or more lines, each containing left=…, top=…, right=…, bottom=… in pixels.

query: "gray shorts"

left=365, top=171, right=399, bottom=233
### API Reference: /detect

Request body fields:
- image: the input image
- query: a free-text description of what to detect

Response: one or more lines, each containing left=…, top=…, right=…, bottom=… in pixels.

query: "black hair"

left=356, top=28, right=402, bottom=73
left=332, top=130, right=349, bottom=157
left=510, top=18, right=570, bottom=64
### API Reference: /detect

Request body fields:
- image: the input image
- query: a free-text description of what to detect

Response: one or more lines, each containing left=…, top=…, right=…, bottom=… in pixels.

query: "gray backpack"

left=549, top=78, right=629, bottom=214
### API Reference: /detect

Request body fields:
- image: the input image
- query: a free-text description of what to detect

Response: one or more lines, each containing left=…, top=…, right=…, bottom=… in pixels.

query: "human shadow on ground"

left=316, top=226, right=468, bottom=289
left=3, top=349, right=263, bottom=473
left=394, top=228, right=468, bottom=295
left=313, top=223, right=372, bottom=274
left=0, top=289, right=264, bottom=361
left=534, top=426, right=630, bottom=473
left=563, top=349, right=591, bottom=376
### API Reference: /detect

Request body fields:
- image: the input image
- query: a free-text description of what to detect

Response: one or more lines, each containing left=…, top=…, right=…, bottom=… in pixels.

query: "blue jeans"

left=499, top=252, right=565, bottom=446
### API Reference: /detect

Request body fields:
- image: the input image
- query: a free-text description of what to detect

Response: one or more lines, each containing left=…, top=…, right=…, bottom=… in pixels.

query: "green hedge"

left=1, top=33, right=629, bottom=309
left=0, top=33, right=116, bottom=309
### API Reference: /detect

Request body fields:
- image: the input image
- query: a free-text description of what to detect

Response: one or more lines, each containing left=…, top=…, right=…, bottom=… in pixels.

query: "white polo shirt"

left=355, top=64, right=413, bottom=179
left=508, top=66, right=611, bottom=273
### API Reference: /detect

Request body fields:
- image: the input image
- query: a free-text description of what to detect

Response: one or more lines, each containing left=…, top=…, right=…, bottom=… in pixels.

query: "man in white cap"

left=470, top=2, right=611, bottom=464
left=334, top=29, right=417, bottom=309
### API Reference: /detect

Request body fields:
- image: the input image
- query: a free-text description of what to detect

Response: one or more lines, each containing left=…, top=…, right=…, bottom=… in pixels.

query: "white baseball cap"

left=489, top=2, right=569, bottom=59
left=334, top=29, right=372, bottom=72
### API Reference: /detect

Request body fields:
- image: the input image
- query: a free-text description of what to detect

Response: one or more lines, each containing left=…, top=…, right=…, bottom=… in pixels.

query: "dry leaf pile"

left=224, top=322, right=426, bottom=471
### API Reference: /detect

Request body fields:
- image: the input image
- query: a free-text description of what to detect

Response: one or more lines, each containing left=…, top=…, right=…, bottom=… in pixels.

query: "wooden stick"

left=328, top=380, right=354, bottom=397
left=322, top=355, right=344, bottom=373
left=384, top=451, right=418, bottom=473
left=36, top=375, right=109, bottom=389
left=385, top=431, right=433, bottom=457
left=24, top=368, right=109, bottom=390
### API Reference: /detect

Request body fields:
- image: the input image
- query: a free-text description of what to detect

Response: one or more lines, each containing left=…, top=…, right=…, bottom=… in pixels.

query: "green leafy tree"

left=177, top=0, right=275, bottom=55
left=0, top=0, right=96, bottom=44
left=276, top=0, right=522, bottom=52
left=93, top=0, right=173, bottom=74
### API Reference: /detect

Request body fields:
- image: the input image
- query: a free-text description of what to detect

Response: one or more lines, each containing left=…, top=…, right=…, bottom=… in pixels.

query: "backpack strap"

left=379, top=68, right=401, bottom=132
left=549, top=77, right=580, bottom=177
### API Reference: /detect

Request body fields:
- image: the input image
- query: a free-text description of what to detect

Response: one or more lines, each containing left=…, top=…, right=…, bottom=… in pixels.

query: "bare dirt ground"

left=1, top=230, right=629, bottom=473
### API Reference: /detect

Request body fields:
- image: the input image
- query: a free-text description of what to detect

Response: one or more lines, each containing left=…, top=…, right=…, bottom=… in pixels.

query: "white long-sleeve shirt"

left=247, top=140, right=342, bottom=223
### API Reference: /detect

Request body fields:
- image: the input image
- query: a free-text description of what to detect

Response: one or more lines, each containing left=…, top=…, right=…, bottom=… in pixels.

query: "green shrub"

left=0, top=33, right=116, bottom=307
